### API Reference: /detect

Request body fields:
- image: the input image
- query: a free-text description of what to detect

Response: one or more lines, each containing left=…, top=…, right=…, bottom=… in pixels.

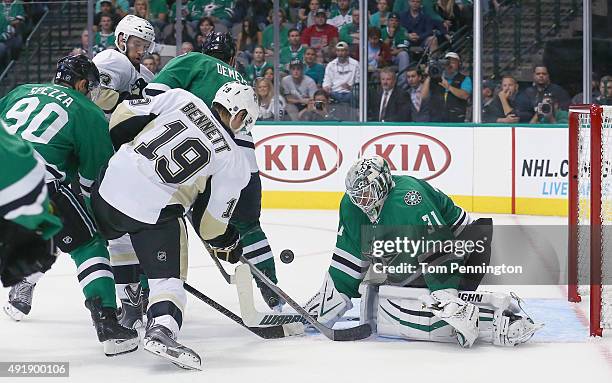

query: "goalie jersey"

left=100, top=89, right=250, bottom=239
left=331, top=175, right=472, bottom=298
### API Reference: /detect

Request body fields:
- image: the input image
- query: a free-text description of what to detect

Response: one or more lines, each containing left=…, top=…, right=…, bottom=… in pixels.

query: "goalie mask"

left=213, top=82, right=259, bottom=134
left=345, top=156, right=395, bottom=223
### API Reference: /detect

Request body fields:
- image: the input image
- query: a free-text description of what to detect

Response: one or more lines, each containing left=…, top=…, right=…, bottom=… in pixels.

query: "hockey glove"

left=0, top=219, right=57, bottom=287
left=206, top=224, right=242, bottom=264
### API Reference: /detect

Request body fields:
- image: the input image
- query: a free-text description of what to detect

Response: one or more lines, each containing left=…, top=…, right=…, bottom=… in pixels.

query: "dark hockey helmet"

left=54, top=54, right=100, bottom=95
left=345, top=156, right=395, bottom=223
left=202, top=32, right=236, bottom=64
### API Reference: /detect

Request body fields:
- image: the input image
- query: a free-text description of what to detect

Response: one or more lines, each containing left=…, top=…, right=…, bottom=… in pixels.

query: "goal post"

left=567, top=104, right=611, bottom=337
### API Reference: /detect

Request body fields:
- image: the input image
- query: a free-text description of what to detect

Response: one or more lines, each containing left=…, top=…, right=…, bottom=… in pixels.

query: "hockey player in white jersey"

left=93, top=15, right=155, bottom=115
left=90, top=82, right=258, bottom=370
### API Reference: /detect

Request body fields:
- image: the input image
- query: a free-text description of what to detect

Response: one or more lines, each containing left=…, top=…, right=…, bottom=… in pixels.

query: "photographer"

left=422, top=51, right=472, bottom=122
left=528, top=93, right=568, bottom=124
left=516, top=65, right=570, bottom=123
left=299, top=90, right=339, bottom=121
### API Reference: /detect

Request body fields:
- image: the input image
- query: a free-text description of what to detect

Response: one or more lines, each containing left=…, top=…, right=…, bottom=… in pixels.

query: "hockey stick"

left=183, top=282, right=302, bottom=339
left=238, top=255, right=372, bottom=341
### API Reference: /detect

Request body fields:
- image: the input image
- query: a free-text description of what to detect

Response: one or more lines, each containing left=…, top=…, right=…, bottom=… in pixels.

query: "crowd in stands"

left=60, top=1, right=611, bottom=123
left=0, top=0, right=47, bottom=69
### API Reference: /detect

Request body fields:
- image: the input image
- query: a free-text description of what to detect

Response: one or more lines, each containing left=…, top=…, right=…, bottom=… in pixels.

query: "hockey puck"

left=280, top=249, right=294, bottom=264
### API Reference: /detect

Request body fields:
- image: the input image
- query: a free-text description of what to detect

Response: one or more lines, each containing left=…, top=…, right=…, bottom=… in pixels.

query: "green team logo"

left=404, top=190, right=422, bottom=206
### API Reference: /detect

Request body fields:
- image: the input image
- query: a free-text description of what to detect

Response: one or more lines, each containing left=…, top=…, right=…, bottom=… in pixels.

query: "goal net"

left=568, top=104, right=612, bottom=336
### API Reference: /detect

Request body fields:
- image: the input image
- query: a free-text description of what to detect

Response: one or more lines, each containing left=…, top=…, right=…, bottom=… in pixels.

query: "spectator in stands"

left=142, top=55, right=158, bottom=74
left=237, top=17, right=262, bottom=58
left=328, top=0, right=352, bottom=29
left=338, top=8, right=359, bottom=60
left=422, top=51, right=471, bottom=122
left=163, top=0, right=196, bottom=45
left=168, top=0, right=192, bottom=23
left=299, top=89, right=339, bottom=121
left=482, top=75, right=520, bottom=123
left=370, top=0, right=391, bottom=28
left=434, top=0, right=463, bottom=34
left=195, top=16, right=215, bottom=48
left=368, top=67, right=411, bottom=122
left=571, top=72, right=600, bottom=104
left=298, top=0, right=321, bottom=31
left=528, top=93, right=568, bottom=124
left=263, top=66, right=275, bottom=83
left=382, top=12, right=410, bottom=74
left=190, top=0, right=234, bottom=29
left=94, top=14, right=116, bottom=54
left=149, top=0, right=169, bottom=28
left=262, top=8, right=289, bottom=56
left=233, top=0, right=271, bottom=30
left=181, top=41, right=194, bottom=54
left=131, top=0, right=150, bottom=20
left=301, top=8, right=338, bottom=63
left=71, top=29, right=89, bottom=56
left=280, top=28, right=306, bottom=70
left=0, top=0, right=25, bottom=62
left=244, top=46, right=272, bottom=84
left=595, top=75, right=612, bottom=105
left=281, top=59, right=318, bottom=120
left=516, top=65, right=571, bottom=123
left=303, top=47, right=325, bottom=86
left=399, top=0, right=440, bottom=53
left=256, top=77, right=286, bottom=120
left=367, top=27, right=392, bottom=72
left=285, top=0, right=303, bottom=25
left=322, top=41, right=359, bottom=104
left=94, top=1, right=125, bottom=27
left=151, top=52, right=162, bottom=70
left=402, top=64, right=430, bottom=121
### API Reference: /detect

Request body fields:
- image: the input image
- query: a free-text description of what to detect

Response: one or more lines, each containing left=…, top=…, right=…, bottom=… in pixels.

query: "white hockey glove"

left=492, top=294, right=544, bottom=346
left=304, top=272, right=352, bottom=327
left=420, top=289, right=479, bottom=348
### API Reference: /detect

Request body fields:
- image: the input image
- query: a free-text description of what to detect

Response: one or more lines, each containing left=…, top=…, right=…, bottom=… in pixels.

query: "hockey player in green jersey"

left=0, top=125, right=62, bottom=287
left=305, top=156, right=543, bottom=347
left=0, top=54, right=139, bottom=356
left=144, top=32, right=283, bottom=310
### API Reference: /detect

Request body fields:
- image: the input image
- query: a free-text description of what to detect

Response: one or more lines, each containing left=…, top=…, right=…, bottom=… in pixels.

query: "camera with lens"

left=314, top=101, right=325, bottom=111
left=536, top=92, right=554, bottom=115
left=427, top=58, right=448, bottom=81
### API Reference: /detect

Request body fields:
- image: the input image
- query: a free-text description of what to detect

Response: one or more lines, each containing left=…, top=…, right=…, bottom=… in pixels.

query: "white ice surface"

left=1, top=211, right=611, bottom=382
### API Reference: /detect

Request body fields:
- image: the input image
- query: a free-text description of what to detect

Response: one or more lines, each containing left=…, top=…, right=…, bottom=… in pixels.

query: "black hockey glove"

left=206, top=224, right=242, bottom=264
left=0, top=219, right=57, bottom=287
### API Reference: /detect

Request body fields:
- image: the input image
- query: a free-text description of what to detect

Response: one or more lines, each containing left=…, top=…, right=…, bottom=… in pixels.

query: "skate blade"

left=3, top=303, right=25, bottom=322
left=143, top=339, right=202, bottom=370
left=103, top=338, right=139, bottom=357
left=515, top=322, right=545, bottom=345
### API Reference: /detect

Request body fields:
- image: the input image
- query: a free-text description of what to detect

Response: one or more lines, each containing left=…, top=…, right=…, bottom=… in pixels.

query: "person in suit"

left=368, top=67, right=411, bottom=122
left=401, top=64, right=430, bottom=122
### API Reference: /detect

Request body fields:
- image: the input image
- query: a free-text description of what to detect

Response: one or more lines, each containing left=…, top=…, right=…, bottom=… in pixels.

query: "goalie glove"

left=206, top=225, right=242, bottom=264
left=420, top=289, right=479, bottom=348
left=492, top=294, right=544, bottom=346
left=304, top=272, right=352, bottom=327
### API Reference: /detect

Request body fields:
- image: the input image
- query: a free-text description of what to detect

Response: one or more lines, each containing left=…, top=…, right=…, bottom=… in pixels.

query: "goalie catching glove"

left=420, top=289, right=479, bottom=348
left=206, top=224, right=242, bottom=264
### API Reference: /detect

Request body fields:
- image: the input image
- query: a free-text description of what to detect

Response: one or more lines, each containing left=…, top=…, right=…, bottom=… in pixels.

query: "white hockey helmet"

left=114, top=15, right=156, bottom=54
left=213, top=82, right=259, bottom=134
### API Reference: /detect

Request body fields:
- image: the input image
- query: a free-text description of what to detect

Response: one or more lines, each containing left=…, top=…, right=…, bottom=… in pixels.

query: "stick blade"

left=330, top=324, right=372, bottom=341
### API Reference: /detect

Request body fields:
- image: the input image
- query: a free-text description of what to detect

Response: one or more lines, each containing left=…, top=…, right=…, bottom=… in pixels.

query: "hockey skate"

left=3, top=279, right=35, bottom=321
left=117, top=283, right=148, bottom=329
left=85, top=297, right=139, bottom=356
left=143, top=324, right=202, bottom=370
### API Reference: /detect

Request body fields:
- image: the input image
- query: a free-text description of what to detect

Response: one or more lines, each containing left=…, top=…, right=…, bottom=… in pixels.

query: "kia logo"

left=255, top=133, right=343, bottom=183
left=361, top=132, right=451, bottom=180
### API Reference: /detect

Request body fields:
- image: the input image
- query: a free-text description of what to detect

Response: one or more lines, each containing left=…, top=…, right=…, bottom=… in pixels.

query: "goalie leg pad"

left=304, top=272, right=352, bottom=327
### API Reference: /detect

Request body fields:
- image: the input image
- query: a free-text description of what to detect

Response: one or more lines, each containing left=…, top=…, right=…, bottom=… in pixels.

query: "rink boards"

left=252, top=123, right=568, bottom=216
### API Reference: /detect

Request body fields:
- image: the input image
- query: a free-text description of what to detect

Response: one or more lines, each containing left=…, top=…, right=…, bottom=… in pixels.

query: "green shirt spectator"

left=169, top=0, right=193, bottom=22
left=393, top=0, right=442, bottom=22
left=190, top=0, right=235, bottom=24
left=0, top=0, right=25, bottom=26
left=149, top=0, right=169, bottom=23
left=381, top=24, right=409, bottom=48
left=244, top=46, right=273, bottom=84
left=303, top=47, right=325, bottom=86
left=262, top=8, right=289, bottom=52
left=279, top=28, right=306, bottom=68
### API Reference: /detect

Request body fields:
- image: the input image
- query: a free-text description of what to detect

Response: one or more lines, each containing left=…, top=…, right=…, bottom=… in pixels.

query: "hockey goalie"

left=304, top=156, right=543, bottom=347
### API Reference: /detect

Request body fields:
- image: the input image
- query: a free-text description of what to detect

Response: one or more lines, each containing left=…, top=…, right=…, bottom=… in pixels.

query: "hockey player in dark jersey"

left=304, top=156, right=543, bottom=347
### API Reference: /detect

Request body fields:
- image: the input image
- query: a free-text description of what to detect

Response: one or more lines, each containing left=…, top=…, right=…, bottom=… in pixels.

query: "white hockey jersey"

left=99, top=89, right=250, bottom=240
left=93, top=49, right=154, bottom=97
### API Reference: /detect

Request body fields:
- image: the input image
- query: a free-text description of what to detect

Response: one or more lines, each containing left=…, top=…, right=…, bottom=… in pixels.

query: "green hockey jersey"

left=146, top=52, right=248, bottom=107
left=0, top=124, right=62, bottom=238
left=0, top=84, right=114, bottom=197
left=330, top=175, right=472, bottom=298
